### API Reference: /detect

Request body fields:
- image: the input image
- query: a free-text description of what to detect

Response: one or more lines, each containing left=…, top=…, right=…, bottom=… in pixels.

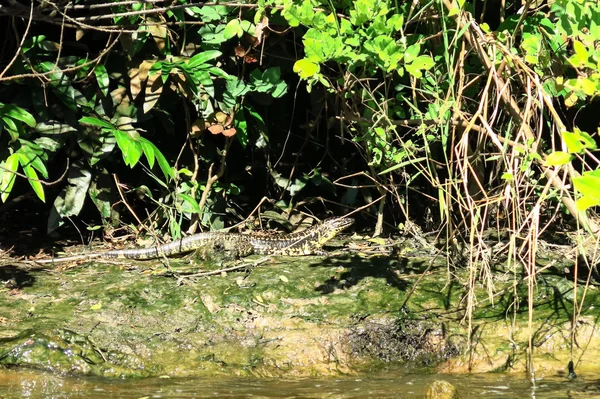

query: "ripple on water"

left=0, top=369, right=597, bottom=399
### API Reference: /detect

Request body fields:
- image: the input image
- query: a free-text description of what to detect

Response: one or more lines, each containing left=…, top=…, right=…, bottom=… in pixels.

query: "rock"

left=426, top=380, right=459, bottom=399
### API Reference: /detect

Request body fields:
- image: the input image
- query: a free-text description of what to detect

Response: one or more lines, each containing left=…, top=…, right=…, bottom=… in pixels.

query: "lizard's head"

left=316, top=217, right=354, bottom=246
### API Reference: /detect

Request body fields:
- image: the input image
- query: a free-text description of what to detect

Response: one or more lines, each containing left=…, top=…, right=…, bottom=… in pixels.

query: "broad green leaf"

left=17, top=149, right=48, bottom=179
left=89, top=173, right=114, bottom=219
left=293, top=59, right=320, bottom=79
left=152, top=142, right=174, bottom=180
left=223, top=19, right=242, bottom=39
left=94, top=64, right=110, bottom=96
left=404, top=44, right=421, bottom=64
left=0, top=153, right=19, bottom=202
left=38, top=62, right=86, bottom=110
left=35, top=136, right=63, bottom=152
left=22, top=164, right=45, bottom=202
left=140, top=138, right=155, bottom=169
left=35, top=121, right=77, bottom=135
left=570, top=40, right=588, bottom=67
left=578, top=78, right=596, bottom=96
left=197, top=70, right=214, bottom=97
left=234, top=111, right=248, bottom=148
left=179, top=193, right=201, bottom=214
left=47, top=165, right=92, bottom=232
left=574, top=127, right=597, bottom=150
left=0, top=104, right=36, bottom=127
left=79, top=116, right=114, bottom=129
left=204, top=66, right=232, bottom=80
left=574, top=173, right=600, bottom=197
left=543, top=151, right=572, bottom=166
left=576, top=195, right=599, bottom=211
left=188, top=50, right=222, bottom=68
left=410, top=55, right=435, bottom=71
left=562, top=131, right=584, bottom=153
left=1, top=115, right=22, bottom=141
left=113, top=130, right=143, bottom=167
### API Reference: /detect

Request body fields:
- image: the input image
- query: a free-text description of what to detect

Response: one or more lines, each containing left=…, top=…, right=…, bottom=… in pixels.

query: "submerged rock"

left=426, top=380, right=459, bottom=399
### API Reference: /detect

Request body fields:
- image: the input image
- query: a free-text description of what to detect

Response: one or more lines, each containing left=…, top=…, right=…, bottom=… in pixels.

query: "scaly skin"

left=36, top=217, right=354, bottom=263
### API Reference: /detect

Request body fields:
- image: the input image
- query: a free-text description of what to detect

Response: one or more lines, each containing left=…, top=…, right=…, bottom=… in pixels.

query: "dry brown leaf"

left=215, top=112, right=228, bottom=124
left=191, top=119, right=206, bottom=137
left=244, top=54, right=259, bottom=64
left=147, top=22, right=167, bottom=53
left=138, top=60, right=154, bottom=82
left=222, top=127, right=237, bottom=137
left=110, top=87, right=133, bottom=116
left=128, top=68, right=142, bottom=100
left=254, top=15, right=269, bottom=46
left=234, top=45, right=247, bottom=58
left=208, top=124, right=224, bottom=134
left=143, top=72, right=163, bottom=114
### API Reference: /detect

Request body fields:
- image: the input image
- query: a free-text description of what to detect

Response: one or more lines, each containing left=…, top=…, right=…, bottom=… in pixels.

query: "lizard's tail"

left=34, top=253, right=104, bottom=264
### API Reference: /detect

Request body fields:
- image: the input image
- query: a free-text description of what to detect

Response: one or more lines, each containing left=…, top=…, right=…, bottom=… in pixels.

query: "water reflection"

left=0, top=369, right=595, bottom=398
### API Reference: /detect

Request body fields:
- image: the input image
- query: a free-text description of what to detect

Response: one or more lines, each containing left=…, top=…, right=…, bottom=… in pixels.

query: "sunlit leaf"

left=35, top=121, right=77, bottom=135
left=0, top=104, right=36, bottom=127
left=543, top=151, right=572, bottom=166
left=293, top=59, right=320, bottom=79
left=188, top=50, right=222, bottom=68
left=22, top=164, right=45, bottom=202
left=223, top=19, right=242, bottom=39
left=94, top=64, right=110, bottom=96
left=179, top=193, right=201, bottom=214
left=0, top=153, right=19, bottom=202
left=79, top=116, right=114, bottom=129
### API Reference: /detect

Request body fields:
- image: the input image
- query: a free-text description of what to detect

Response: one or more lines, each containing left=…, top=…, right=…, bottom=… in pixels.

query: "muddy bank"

left=0, top=241, right=598, bottom=378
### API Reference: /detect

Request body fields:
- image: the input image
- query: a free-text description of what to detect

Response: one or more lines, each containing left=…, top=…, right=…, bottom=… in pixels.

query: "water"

left=1, top=369, right=599, bottom=399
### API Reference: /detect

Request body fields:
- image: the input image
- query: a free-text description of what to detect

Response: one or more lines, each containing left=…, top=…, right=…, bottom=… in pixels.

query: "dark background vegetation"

left=0, top=0, right=599, bottom=248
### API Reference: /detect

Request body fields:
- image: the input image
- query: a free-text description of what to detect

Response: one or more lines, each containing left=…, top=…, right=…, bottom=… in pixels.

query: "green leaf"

left=140, top=138, right=155, bottom=169
left=152, top=143, right=174, bottom=180
left=411, top=55, right=435, bottom=71
left=1, top=115, right=22, bottom=141
left=197, top=70, right=214, bottom=97
left=223, top=19, right=242, bottom=39
left=17, top=148, right=48, bottom=179
left=570, top=40, right=588, bottom=67
left=543, top=151, right=572, bottom=166
left=188, top=50, right=222, bottom=68
left=79, top=116, right=114, bottom=129
left=204, top=66, right=232, bottom=80
left=35, top=136, right=63, bottom=152
left=22, top=164, right=45, bottom=202
left=47, top=165, right=92, bottom=232
left=113, top=130, right=143, bottom=167
left=573, top=174, right=600, bottom=209
left=0, top=104, right=36, bottom=127
left=35, top=121, right=77, bottom=135
left=234, top=111, right=248, bottom=148
left=179, top=193, right=201, bottom=214
left=576, top=195, right=599, bottom=211
left=88, top=172, right=114, bottom=219
left=38, top=62, right=87, bottom=110
left=0, top=153, right=19, bottom=202
left=94, top=64, right=110, bottom=97
left=293, top=59, right=320, bottom=79
left=404, top=43, right=421, bottom=64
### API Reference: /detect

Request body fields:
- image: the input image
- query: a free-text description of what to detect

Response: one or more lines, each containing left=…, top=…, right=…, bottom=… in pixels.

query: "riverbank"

left=1, top=237, right=598, bottom=379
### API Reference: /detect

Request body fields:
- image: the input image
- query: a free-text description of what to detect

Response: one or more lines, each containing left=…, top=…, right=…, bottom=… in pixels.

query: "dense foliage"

left=0, top=0, right=599, bottom=242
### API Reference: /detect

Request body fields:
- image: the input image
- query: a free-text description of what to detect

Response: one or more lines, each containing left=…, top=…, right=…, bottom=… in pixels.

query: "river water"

left=1, top=369, right=599, bottom=398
